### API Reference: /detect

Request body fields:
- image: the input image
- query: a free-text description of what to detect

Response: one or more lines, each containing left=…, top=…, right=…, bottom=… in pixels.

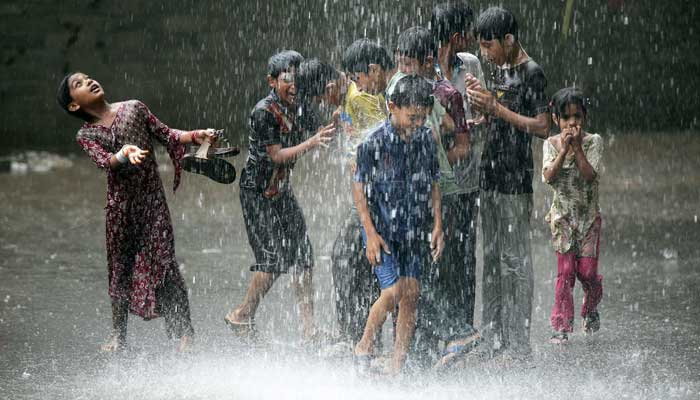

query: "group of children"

left=57, top=2, right=604, bottom=375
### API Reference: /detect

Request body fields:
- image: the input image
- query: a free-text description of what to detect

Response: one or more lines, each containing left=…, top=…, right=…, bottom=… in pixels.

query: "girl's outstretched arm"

left=181, top=129, right=219, bottom=145
left=77, top=136, right=147, bottom=170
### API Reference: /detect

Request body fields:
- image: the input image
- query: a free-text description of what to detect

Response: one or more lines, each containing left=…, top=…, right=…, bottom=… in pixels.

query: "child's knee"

left=376, top=286, right=399, bottom=309
left=557, top=253, right=576, bottom=277
left=577, top=258, right=600, bottom=282
left=400, top=278, right=420, bottom=305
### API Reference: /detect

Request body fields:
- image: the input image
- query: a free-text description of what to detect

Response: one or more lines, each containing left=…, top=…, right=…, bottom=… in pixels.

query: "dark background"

left=1, top=0, right=697, bottom=153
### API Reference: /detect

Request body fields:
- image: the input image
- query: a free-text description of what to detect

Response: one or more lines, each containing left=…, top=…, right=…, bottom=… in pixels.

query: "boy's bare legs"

left=354, top=285, right=400, bottom=356
left=225, top=271, right=278, bottom=324
left=292, top=267, right=316, bottom=340
left=391, top=277, right=420, bottom=373
left=102, top=299, right=128, bottom=352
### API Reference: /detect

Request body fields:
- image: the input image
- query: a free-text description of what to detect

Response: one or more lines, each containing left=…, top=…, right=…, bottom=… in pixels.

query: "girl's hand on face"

left=571, top=125, right=583, bottom=147
left=122, top=145, right=149, bottom=165
left=560, top=129, right=573, bottom=150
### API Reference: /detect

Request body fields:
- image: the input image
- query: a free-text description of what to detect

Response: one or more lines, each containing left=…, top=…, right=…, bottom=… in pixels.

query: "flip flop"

left=182, top=141, right=237, bottom=184
left=433, top=330, right=482, bottom=370
left=353, top=353, right=373, bottom=376
left=223, top=316, right=255, bottom=335
left=549, top=332, right=569, bottom=345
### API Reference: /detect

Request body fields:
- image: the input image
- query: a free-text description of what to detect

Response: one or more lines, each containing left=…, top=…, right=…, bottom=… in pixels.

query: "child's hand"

left=467, top=88, right=497, bottom=116
left=311, top=123, right=336, bottom=149
left=570, top=125, right=583, bottom=147
left=366, top=232, right=390, bottom=266
left=560, top=129, right=573, bottom=150
left=118, top=145, right=149, bottom=165
left=192, top=129, right=221, bottom=145
left=430, top=226, right=445, bottom=262
left=465, top=73, right=482, bottom=91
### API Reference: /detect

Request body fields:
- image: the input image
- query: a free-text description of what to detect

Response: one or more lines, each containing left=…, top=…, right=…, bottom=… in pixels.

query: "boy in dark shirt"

left=465, top=6, right=550, bottom=359
left=224, top=50, right=336, bottom=341
left=353, top=75, right=444, bottom=374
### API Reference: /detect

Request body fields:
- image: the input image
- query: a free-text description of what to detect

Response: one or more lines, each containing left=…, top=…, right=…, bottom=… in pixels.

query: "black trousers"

left=413, top=191, right=479, bottom=362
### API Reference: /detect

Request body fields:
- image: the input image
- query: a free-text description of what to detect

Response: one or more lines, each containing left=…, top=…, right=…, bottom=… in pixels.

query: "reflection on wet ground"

left=1, top=133, right=699, bottom=399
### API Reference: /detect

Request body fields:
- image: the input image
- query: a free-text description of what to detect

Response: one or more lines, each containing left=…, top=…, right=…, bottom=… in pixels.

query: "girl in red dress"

left=57, top=72, right=217, bottom=353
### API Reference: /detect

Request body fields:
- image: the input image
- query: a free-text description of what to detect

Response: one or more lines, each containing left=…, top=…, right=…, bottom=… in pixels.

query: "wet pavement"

left=1, top=132, right=699, bottom=399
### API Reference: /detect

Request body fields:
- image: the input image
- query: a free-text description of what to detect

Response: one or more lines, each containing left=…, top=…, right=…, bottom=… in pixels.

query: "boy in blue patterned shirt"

left=352, top=75, right=444, bottom=374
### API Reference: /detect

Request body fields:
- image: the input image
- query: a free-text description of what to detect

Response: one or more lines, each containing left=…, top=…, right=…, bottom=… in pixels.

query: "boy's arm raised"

left=352, top=181, right=389, bottom=266
left=266, top=123, right=335, bottom=164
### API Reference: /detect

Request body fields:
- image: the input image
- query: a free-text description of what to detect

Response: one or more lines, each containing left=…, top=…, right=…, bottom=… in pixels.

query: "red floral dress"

left=76, top=100, right=187, bottom=320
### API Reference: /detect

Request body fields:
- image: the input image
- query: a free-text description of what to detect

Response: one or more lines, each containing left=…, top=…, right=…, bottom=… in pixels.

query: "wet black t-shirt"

left=240, top=91, right=318, bottom=193
left=480, top=59, right=548, bottom=194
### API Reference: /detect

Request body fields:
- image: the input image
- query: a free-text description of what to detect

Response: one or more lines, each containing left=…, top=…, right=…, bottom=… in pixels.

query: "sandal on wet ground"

left=182, top=141, right=237, bottom=184
left=582, top=311, right=601, bottom=334
left=353, top=353, right=374, bottom=376
left=549, top=332, right=569, bottom=345
left=433, top=330, right=482, bottom=370
left=100, top=334, right=126, bottom=354
left=224, top=316, right=256, bottom=336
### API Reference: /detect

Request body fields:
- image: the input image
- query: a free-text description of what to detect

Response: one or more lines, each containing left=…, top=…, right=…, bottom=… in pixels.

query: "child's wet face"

left=390, top=103, right=429, bottom=136
left=68, top=73, right=104, bottom=108
left=479, top=38, right=507, bottom=66
left=353, top=65, right=386, bottom=95
left=321, top=72, right=348, bottom=107
left=461, top=30, right=477, bottom=51
left=396, top=55, right=432, bottom=78
left=556, top=103, right=586, bottom=130
left=270, top=69, right=297, bottom=106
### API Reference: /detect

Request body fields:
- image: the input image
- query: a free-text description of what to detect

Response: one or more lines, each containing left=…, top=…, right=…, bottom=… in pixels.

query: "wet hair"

left=431, top=2, right=475, bottom=46
left=267, top=50, right=304, bottom=78
left=295, top=58, right=340, bottom=101
left=389, top=75, right=434, bottom=108
left=551, top=87, right=588, bottom=118
left=341, top=39, right=394, bottom=73
left=56, top=71, right=95, bottom=122
left=475, top=6, right=519, bottom=41
left=396, top=27, right=436, bottom=64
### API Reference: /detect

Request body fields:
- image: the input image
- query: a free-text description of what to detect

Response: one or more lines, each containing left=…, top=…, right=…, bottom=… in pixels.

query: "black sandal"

left=182, top=141, right=237, bottom=184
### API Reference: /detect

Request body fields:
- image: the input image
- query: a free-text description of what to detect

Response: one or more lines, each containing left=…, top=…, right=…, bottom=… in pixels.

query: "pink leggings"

left=550, top=252, right=603, bottom=332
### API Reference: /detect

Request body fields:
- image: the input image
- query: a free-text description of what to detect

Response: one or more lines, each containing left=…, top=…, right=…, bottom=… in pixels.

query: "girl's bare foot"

left=100, top=333, right=125, bottom=353
left=177, top=335, right=194, bottom=353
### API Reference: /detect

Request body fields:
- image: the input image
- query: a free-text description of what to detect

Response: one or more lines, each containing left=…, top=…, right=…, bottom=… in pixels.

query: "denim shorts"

left=361, top=229, right=424, bottom=289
